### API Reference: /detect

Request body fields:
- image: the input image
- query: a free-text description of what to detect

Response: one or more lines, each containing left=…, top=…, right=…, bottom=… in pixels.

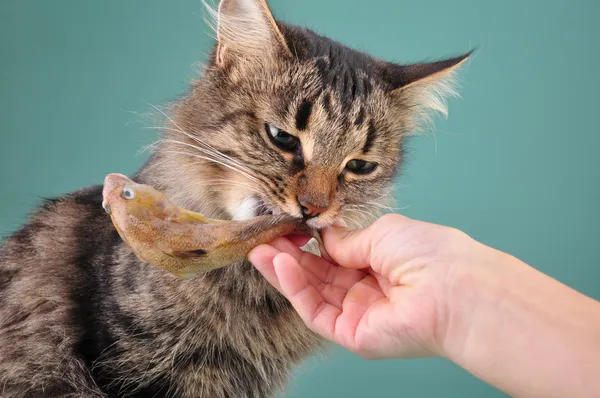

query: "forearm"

left=444, top=244, right=600, bottom=397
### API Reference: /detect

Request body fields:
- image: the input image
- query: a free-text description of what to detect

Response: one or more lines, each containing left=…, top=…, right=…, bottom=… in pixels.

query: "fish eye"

left=122, top=187, right=135, bottom=200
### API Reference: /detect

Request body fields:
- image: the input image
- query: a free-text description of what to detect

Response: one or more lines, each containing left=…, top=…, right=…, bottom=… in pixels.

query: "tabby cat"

left=0, top=0, right=469, bottom=396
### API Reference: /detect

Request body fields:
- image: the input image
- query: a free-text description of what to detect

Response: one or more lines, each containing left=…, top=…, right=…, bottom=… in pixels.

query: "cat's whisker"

left=345, top=202, right=384, bottom=217
left=144, top=126, right=250, bottom=170
left=145, top=104, right=260, bottom=179
left=203, top=182, right=263, bottom=196
left=160, top=138, right=257, bottom=177
left=369, top=189, right=395, bottom=201
left=146, top=126, right=258, bottom=178
left=201, top=178, right=259, bottom=190
left=161, top=149, right=261, bottom=184
left=345, top=202, right=384, bottom=212
left=204, top=179, right=267, bottom=197
left=346, top=189, right=400, bottom=215
left=368, top=202, right=408, bottom=212
left=1, top=0, right=474, bottom=392
left=362, top=191, right=408, bottom=212
left=342, top=206, right=380, bottom=227
left=343, top=212, right=369, bottom=229
left=345, top=208, right=375, bottom=222
left=361, top=201, right=400, bottom=213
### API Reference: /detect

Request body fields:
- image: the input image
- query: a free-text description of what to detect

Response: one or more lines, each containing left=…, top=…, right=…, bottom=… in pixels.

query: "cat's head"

left=156, top=0, right=469, bottom=229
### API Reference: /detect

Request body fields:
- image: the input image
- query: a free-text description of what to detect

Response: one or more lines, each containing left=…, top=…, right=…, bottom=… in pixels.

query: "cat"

left=0, top=0, right=469, bottom=396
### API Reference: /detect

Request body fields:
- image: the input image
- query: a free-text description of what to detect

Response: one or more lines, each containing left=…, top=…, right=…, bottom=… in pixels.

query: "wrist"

left=439, top=238, right=600, bottom=397
left=439, top=239, right=518, bottom=361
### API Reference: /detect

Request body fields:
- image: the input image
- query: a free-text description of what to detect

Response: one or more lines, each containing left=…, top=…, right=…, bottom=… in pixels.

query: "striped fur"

left=0, top=0, right=468, bottom=396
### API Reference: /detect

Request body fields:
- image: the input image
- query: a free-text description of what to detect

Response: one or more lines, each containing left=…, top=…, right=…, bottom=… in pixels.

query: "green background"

left=1, top=1, right=599, bottom=397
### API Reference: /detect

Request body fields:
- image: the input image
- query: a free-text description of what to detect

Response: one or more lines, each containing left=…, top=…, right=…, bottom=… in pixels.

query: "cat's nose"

left=298, top=198, right=328, bottom=219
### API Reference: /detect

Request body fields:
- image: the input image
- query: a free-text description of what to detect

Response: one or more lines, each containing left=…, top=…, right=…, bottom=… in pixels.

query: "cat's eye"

left=345, top=159, right=378, bottom=175
left=265, top=123, right=299, bottom=151
left=122, top=187, right=135, bottom=200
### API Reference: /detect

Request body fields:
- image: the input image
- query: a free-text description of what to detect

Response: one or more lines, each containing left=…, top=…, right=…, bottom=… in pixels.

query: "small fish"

left=102, top=173, right=325, bottom=279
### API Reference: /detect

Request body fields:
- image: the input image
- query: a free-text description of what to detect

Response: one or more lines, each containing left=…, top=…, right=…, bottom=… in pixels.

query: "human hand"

left=250, top=213, right=600, bottom=397
left=248, top=214, right=492, bottom=360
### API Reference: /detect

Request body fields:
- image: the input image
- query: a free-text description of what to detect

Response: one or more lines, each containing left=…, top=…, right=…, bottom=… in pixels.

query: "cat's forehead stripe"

left=321, top=92, right=332, bottom=116
left=295, top=99, right=313, bottom=131
left=363, top=120, right=377, bottom=154
left=354, top=107, right=366, bottom=127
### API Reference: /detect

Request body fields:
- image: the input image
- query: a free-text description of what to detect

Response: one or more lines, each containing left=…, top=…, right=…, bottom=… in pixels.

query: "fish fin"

left=180, top=209, right=226, bottom=224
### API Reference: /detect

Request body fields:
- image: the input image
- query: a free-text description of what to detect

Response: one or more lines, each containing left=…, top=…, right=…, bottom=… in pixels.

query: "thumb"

left=320, top=224, right=375, bottom=270
left=321, top=213, right=412, bottom=270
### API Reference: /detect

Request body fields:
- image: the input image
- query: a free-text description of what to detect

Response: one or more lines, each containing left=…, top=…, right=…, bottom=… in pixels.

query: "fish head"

left=102, top=173, right=177, bottom=222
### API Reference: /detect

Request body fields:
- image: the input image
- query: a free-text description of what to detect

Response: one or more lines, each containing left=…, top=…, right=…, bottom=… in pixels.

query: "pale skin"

left=249, top=214, right=600, bottom=398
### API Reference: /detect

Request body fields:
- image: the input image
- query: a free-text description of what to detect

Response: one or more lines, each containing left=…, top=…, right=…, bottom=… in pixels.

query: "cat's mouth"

left=253, top=196, right=334, bottom=230
left=239, top=191, right=338, bottom=229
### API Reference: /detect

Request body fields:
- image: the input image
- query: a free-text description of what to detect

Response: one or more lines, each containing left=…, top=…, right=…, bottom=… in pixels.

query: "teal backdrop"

left=1, top=1, right=599, bottom=397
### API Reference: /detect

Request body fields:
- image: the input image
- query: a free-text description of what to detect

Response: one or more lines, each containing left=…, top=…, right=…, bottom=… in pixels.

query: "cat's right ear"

left=208, top=0, right=291, bottom=67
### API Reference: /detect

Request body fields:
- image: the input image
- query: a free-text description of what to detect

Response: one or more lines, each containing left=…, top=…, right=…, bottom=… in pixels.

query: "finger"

left=250, top=244, right=347, bottom=309
left=335, top=275, right=387, bottom=347
left=269, top=236, right=303, bottom=259
left=310, top=230, right=334, bottom=263
left=320, top=226, right=373, bottom=269
left=274, top=237, right=368, bottom=294
left=271, top=236, right=369, bottom=292
left=273, top=253, right=341, bottom=341
left=368, top=267, right=394, bottom=297
left=315, top=283, right=349, bottom=309
left=248, top=244, right=283, bottom=291
left=325, top=266, right=369, bottom=292
left=284, top=249, right=370, bottom=308
left=269, top=243, right=356, bottom=309
left=270, top=237, right=335, bottom=282
left=285, top=233, right=312, bottom=247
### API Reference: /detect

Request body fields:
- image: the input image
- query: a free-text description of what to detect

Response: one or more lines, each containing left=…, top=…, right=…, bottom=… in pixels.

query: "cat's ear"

left=211, top=0, right=291, bottom=66
left=385, top=51, right=472, bottom=119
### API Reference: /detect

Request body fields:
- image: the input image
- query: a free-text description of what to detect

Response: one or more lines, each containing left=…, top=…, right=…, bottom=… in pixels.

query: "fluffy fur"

left=0, top=0, right=468, bottom=396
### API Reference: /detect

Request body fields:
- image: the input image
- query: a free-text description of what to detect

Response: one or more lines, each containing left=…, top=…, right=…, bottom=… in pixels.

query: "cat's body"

left=0, top=0, right=468, bottom=396
left=0, top=183, right=317, bottom=397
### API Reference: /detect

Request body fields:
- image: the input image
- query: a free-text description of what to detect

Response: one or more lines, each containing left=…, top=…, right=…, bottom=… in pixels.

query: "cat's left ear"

left=385, top=51, right=472, bottom=117
left=213, top=0, right=291, bottom=66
